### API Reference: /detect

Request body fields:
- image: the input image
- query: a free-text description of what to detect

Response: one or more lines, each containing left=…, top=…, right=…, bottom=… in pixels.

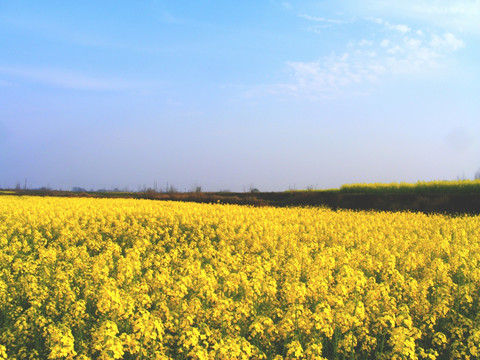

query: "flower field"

left=1, top=196, right=480, bottom=359
left=339, top=180, right=480, bottom=194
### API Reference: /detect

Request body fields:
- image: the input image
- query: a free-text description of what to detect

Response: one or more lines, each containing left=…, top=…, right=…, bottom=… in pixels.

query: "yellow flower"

left=1, top=195, right=480, bottom=359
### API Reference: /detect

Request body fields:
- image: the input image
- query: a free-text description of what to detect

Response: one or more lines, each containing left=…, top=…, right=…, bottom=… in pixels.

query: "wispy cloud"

left=358, top=0, right=480, bottom=34
left=269, top=54, right=385, bottom=100
left=367, top=18, right=411, bottom=33
left=299, top=13, right=349, bottom=33
left=430, top=33, right=465, bottom=51
left=299, top=14, right=347, bottom=24
left=0, top=66, right=149, bottom=91
left=258, top=16, right=465, bottom=100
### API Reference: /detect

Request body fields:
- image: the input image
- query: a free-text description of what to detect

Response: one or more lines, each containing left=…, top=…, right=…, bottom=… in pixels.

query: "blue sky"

left=1, top=0, right=479, bottom=191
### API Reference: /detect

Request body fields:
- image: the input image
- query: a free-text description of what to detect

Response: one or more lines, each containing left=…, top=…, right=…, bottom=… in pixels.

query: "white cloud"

left=358, top=39, right=374, bottom=46
left=386, top=45, right=402, bottom=54
left=405, top=37, right=422, bottom=49
left=393, top=24, right=411, bottom=33
left=299, top=14, right=347, bottom=24
left=306, top=24, right=333, bottom=34
left=262, top=17, right=465, bottom=100
left=431, top=33, right=465, bottom=51
left=0, top=66, right=147, bottom=91
left=368, top=18, right=411, bottom=33
left=358, top=0, right=480, bottom=34
left=413, top=2, right=480, bottom=31
left=262, top=53, right=386, bottom=100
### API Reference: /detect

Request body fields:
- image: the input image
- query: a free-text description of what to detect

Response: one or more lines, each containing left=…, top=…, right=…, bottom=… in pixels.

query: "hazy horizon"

left=1, top=1, right=479, bottom=192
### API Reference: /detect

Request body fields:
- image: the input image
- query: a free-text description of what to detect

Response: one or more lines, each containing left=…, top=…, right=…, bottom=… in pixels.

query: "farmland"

left=1, top=195, right=480, bottom=359
left=5, top=179, right=480, bottom=214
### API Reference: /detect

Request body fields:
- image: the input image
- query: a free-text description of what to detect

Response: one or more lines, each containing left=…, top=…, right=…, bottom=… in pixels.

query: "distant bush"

left=72, top=187, right=87, bottom=192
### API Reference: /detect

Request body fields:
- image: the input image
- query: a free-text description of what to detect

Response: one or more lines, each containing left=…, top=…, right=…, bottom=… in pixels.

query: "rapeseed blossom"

left=1, top=196, right=480, bottom=359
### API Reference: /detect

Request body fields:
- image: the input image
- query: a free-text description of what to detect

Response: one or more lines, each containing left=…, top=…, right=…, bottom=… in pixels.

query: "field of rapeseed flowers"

left=1, top=196, right=480, bottom=359
left=339, top=180, right=480, bottom=194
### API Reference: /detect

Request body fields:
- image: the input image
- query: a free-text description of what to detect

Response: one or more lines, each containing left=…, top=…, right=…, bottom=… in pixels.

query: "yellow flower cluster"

left=340, top=179, right=480, bottom=193
left=1, top=196, right=480, bottom=359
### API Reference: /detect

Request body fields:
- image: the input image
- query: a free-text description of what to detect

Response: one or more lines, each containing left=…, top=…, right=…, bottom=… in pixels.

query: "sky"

left=1, top=0, right=479, bottom=192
